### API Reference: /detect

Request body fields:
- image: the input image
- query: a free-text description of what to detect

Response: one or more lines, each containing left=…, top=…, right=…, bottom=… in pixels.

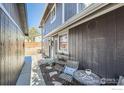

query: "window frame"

left=50, top=4, right=56, bottom=24
left=58, top=30, right=69, bottom=54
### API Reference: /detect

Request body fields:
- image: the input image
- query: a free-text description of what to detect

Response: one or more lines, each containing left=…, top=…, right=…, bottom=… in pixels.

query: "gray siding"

left=0, top=4, right=25, bottom=85
left=43, top=3, right=90, bottom=36
left=2, top=3, right=21, bottom=30
left=78, top=3, right=86, bottom=12
left=69, top=7, right=124, bottom=79
left=64, top=3, right=77, bottom=21
left=44, top=3, right=62, bottom=35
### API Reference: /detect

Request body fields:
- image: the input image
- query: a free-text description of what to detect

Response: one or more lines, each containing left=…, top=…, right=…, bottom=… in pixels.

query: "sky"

left=27, top=3, right=45, bottom=33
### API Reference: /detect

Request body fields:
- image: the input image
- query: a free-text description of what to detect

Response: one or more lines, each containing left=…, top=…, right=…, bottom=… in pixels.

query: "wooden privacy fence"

left=25, top=42, right=42, bottom=55
left=0, top=8, right=25, bottom=85
left=25, top=42, right=42, bottom=48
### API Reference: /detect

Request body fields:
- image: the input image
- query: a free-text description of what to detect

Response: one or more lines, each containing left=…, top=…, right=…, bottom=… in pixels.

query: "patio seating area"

left=35, top=49, right=124, bottom=86
left=39, top=56, right=81, bottom=85
left=38, top=54, right=124, bottom=85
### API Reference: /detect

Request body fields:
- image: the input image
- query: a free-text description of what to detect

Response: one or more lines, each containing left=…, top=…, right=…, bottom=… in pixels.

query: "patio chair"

left=59, top=60, right=79, bottom=83
left=54, top=53, right=69, bottom=66
left=53, top=53, right=69, bottom=73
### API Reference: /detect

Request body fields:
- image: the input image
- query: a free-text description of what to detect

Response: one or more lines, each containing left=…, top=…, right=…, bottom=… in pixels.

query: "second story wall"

left=78, top=3, right=87, bottom=12
left=43, top=3, right=90, bottom=36
left=64, top=3, right=77, bottom=21
left=44, top=3, right=62, bottom=35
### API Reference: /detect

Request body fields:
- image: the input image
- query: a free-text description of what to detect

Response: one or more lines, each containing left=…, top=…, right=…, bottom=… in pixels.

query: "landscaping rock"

left=46, top=66, right=52, bottom=70
left=49, top=71, right=58, bottom=77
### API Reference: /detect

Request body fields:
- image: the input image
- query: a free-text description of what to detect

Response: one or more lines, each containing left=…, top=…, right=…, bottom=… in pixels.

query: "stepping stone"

left=49, top=71, right=58, bottom=77
left=46, top=66, right=52, bottom=70
left=52, top=81, right=62, bottom=85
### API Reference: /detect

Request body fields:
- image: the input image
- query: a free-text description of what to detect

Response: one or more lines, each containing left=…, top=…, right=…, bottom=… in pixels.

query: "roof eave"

left=43, top=3, right=124, bottom=38
left=39, top=3, right=54, bottom=27
left=17, top=3, right=29, bottom=36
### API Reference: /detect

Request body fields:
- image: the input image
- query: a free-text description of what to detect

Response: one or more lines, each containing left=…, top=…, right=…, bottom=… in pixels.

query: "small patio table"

left=73, top=70, right=101, bottom=85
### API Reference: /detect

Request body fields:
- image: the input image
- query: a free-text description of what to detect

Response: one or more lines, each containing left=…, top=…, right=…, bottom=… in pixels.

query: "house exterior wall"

left=43, top=3, right=84, bottom=57
left=69, top=6, right=124, bottom=78
left=64, top=3, right=77, bottom=21
left=43, top=3, right=87, bottom=35
left=0, top=4, right=25, bottom=85
left=44, top=3, right=62, bottom=35
left=78, top=3, right=86, bottom=12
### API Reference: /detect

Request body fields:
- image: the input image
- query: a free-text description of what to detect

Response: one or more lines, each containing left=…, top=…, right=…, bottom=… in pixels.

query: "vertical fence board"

left=0, top=6, right=25, bottom=85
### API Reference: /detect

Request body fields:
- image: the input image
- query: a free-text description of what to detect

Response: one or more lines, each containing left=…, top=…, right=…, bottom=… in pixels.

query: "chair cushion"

left=63, top=66, right=77, bottom=76
left=59, top=73, right=73, bottom=83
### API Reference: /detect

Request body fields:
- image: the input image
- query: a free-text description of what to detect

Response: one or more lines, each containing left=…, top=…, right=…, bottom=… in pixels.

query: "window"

left=58, top=32, right=68, bottom=53
left=50, top=4, right=56, bottom=23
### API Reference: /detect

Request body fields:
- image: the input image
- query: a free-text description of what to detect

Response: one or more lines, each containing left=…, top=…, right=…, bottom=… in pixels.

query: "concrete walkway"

left=16, top=56, right=32, bottom=85
left=30, top=55, right=46, bottom=85
left=16, top=54, right=45, bottom=85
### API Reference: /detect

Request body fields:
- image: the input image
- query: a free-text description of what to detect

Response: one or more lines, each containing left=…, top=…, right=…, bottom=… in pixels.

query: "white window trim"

left=50, top=4, right=56, bottom=24
left=62, top=3, right=65, bottom=23
left=77, top=3, right=79, bottom=13
left=58, top=30, right=69, bottom=54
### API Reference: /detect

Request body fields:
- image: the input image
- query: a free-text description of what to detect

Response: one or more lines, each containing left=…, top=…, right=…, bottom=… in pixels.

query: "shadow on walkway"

left=16, top=56, right=32, bottom=85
